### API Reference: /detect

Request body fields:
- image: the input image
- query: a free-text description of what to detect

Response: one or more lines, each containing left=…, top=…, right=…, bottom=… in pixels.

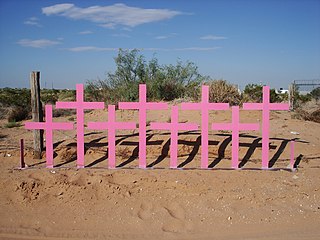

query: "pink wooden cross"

left=243, top=86, right=289, bottom=169
left=181, top=85, right=229, bottom=169
left=87, top=105, right=136, bottom=169
left=56, top=84, right=104, bottom=168
left=118, top=84, right=167, bottom=168
left=25, top=105, right=73, bottom=168
left=150, top=106, right=198, bottom=168
left=212, top=106, right=260, bottom=169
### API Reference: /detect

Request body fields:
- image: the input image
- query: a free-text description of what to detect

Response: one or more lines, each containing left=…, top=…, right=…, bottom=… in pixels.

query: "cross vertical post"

left=87, top=105, right=136, bottom=168
left=290, top=140, right=295, bottom=170
left=243, top=86, right=289, bottom=169
left=150, top=106, right=198, bottom=168
left=212, top=106, right=259, bottom=169
left=118, top=84, right=168, bottom=168
left=181, top=85, right=229, bottom=168
left=56, top=84, right=105, bottom=168
left=25, top=105, right=73, bottom=168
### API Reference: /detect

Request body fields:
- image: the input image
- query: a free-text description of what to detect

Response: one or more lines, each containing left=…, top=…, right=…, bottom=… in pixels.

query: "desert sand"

left=0, top=105, right=319, bottom=240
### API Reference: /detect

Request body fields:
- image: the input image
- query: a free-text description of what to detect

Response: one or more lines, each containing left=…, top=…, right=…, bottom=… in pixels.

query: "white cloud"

left=42, top=3, right=182, bottom=28
left=17, top=39, right=61, bottom=48
left=200, top=35, right=227, bottom=40
left=66, top=46, right=220, bottom=52
left=24, top=17, right=42, bottom=27
left=78, top=30, right=93, bottom=35
left=42, top=3, right=74, bottom=15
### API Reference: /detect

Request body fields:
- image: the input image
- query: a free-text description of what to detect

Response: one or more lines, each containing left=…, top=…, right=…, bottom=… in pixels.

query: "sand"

left=0, top=105, right=319, bottom=239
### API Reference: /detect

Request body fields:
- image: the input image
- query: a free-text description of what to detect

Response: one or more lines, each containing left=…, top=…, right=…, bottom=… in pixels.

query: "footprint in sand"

left=137, top=201, right=153, bottom=220
left=162, top=202, right=192, bottom=233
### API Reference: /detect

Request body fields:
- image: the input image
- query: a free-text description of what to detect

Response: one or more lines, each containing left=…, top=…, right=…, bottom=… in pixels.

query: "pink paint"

left=56, top=84, right=104, bottom=168
left=243, top=86, right=289, bottom=169
left=87, top=105, right=136, bottom=168
left=290, top=140, right=295, bottom=170
left=25, top=105, right=73, bottom=168
left=118, top=84, right=168, bottom=168
left=212, top=106, right=259, bottom=169
left=150, top=106, right=198, bottom=168
left=181, top=85, right=229, bottom=168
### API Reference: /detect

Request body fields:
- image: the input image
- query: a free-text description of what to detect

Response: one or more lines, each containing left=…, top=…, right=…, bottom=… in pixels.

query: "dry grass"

left=292, top=108, right=320, bottom=123
left=206, top=80, right=241, bottom=105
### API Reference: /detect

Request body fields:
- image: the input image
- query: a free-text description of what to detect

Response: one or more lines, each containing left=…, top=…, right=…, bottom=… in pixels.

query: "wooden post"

left=30, top=71, right=43, bottom=159
left=20, top=139, right=25, bottom=169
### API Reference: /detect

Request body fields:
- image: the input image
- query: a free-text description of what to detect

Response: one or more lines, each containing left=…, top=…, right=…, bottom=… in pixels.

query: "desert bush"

left=0, top=88, right=31, bottom=108
left=58, top=89, right=76, bottom=101
left=52, top=108, right=76, bottom=118
left=292, top=108, right=320, bottom=123
left=4, top=121, right=21, bottom=128
left=7, top=106, right=29, bottom=122
left=310, top=87, right=320, bottom=101
left=243, top=84, right=282, bottom=103
left=0, top=88, right=31, bottom=121
left=86, top=49, right=205, bottom=103
left=206, top=80, right=241, bottom=105
left=41, top=89, right=59, bottom=104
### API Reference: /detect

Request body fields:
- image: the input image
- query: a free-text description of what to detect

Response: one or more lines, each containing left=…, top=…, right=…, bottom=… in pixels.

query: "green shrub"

left=310, top=87, right=320, bottom=101
left=86, top=49, right=205, bottom=103
left=41, top=89, right=59, bottom=104
left=243, top=84, right=282, bottom=103
left=7, top=106, right=29, bottom=122
left=4, top=121, right=21, bottom=128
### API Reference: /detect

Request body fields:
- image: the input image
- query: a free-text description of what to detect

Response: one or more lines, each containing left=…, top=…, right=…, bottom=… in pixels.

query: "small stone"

left=292, top=175, right=299, bottom=180
left=227, top=216, right=232, bottom=221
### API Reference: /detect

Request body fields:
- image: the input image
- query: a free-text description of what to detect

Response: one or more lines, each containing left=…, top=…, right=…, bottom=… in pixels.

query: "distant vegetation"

left=1, top=49, right=319, bottom=124
left=0, top=88, right=75, bottom=123
left=85, top=49, right=207, bottom=103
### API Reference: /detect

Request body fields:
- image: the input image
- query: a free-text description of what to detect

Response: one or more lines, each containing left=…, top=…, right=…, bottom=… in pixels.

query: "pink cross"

left=150, top=106, right=198, bottom=168
left=212, top=106, right=259, bottom=169
left=243, top=86, right=289, bottom=169
left=87, top=105, right=136, bottom=169
left=56, top=84, right=104, bottom=168
left=181, top=85, right=229, bottom=168
left=118, top=84, right=167, bottom=168
left=25, top=105, right=73, bottom=168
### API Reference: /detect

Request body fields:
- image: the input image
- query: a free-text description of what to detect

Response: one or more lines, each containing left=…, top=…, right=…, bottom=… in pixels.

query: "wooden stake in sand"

left=20, top=139, right=25, bottom=169
left=30, top=71, right=43, bottom=159
left=290, top=140, right=295, bottom=170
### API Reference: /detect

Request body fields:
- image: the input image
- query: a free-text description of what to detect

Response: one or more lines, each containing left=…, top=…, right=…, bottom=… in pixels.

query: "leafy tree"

left=87, top=49, right=206, bottom=102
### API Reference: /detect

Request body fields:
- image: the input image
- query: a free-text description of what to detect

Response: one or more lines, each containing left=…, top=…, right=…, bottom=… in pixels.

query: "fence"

left=289, top=79, right=320, bottom=110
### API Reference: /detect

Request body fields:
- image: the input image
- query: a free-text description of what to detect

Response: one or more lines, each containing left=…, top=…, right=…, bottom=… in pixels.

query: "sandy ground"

left=0, top=105, right=319, bottom=240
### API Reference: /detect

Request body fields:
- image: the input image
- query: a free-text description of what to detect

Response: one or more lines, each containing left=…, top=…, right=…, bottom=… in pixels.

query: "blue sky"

left=0, top=0, right=319, bottom=90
